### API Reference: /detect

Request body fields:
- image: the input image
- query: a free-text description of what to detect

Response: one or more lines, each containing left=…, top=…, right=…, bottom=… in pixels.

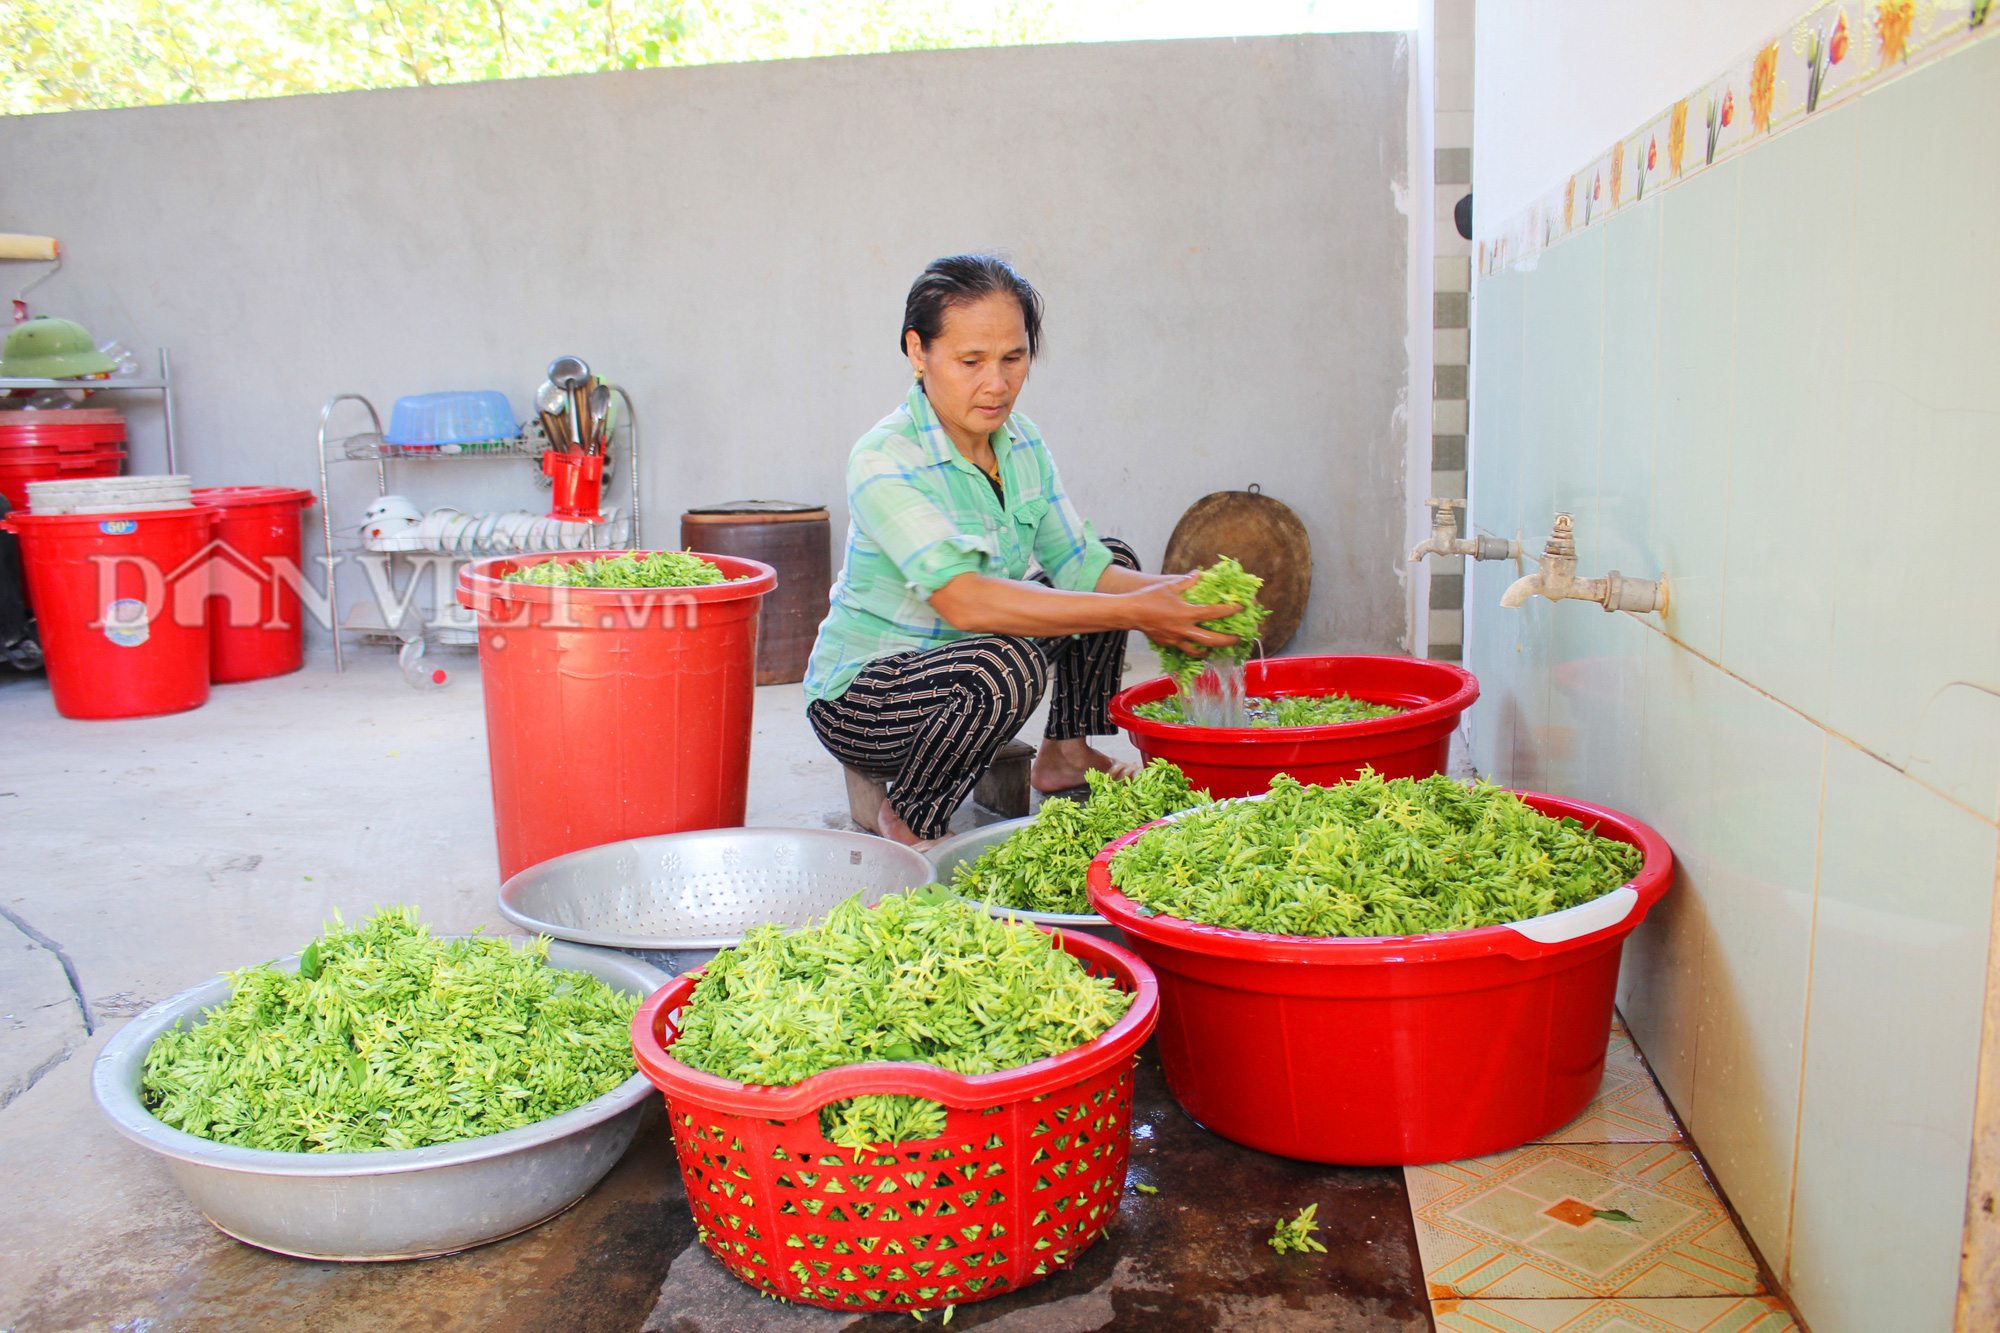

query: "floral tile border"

left=1480, top=0, right=2000, bottom=277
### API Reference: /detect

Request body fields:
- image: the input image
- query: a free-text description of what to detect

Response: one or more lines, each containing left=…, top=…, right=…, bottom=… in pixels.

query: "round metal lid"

left=684, top=499, right=823, bottom=515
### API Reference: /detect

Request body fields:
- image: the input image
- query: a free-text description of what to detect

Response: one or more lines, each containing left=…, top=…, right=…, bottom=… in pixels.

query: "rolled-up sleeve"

left=1031, top=463, right=1115, bottom=593
left=850, top=448, right=992, bottom=595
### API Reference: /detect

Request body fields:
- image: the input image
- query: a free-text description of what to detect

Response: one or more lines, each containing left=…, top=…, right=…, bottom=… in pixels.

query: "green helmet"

left=0, top=316, right=116, bottom=379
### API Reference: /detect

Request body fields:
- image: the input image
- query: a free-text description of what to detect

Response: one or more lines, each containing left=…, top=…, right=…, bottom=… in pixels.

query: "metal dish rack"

left=315, top=389, right=641, bottom=671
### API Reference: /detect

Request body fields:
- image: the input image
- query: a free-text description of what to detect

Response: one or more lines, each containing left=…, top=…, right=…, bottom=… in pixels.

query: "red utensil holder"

left=543, top=451, right=604, bottom=520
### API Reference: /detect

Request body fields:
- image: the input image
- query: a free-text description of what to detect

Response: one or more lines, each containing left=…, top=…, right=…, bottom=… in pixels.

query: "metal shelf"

left=332, top=432, right=548, bottom=462
left=315, top=390, right=642, bottom=672
left=0, top=349, right=179, bottom=470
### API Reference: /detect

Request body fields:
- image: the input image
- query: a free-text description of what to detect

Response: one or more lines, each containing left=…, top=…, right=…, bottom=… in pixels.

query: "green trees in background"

left=2, top=0, right=1072, bottom=114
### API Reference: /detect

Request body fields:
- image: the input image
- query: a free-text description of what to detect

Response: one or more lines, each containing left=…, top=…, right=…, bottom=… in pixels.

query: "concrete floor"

left=0, top=644, right=1436, bottom=1333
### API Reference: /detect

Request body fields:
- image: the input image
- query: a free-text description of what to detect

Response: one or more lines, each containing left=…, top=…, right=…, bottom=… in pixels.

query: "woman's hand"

left=927, top=570, right=1239, bottom=651
left=1122, top=574, right=1241, bottom=655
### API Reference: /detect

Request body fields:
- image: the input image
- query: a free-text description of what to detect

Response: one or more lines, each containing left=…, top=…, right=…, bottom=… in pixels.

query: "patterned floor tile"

left=1537, top=1019, right=1684, bottom=1144
left=1407, top=1143, right=1764, bottom=1299
left=1433, top=1297, right=1796, bottom=1332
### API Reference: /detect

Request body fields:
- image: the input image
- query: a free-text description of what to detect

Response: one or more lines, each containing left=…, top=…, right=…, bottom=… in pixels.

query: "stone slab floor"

left=0, top=646, right=1440, bottom=1333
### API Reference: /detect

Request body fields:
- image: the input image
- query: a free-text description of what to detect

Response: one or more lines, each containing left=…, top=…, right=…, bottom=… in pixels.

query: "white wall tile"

left=1598, top=196, right=1662, bottom=585
left=1788, top=745, right=1998, bottom=1330
left=1719, top=102, right=1858, bottom=723
left=1827, top=41, right=2000, bottom=823
left=1688, top=674, right=1828, bottom=1271
left=1651, top=159, right=1740, bottom=661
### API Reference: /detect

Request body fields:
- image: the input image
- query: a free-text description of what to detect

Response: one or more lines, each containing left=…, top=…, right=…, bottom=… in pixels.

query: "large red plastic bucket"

left=1086, top=791, right=1673, bottom=1165
left=4, top=507, right=219, bottom=719
left=190, top=486, right=316, bottom=683
left=631, top=928, right=1159, bottom=1312
left=1110, top=655, right=1478, bottom=797
left=457, top=551, right=777, bottom=881
left=0, top=446, right=126, bottom=512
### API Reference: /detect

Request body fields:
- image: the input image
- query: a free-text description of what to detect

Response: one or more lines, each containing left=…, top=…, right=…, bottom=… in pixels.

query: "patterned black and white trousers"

left=807, top=537, right=1140, bottom=839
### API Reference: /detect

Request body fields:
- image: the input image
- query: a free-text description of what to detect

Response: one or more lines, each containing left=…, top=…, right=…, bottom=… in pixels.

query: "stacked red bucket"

left=0, top=409, right=127, bottom=511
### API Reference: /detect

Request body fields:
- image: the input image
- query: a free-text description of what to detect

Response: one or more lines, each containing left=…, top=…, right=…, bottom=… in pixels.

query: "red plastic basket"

left=1110, top=655, right=1479, bottom=797
left=1085, top=790, right=1673, bottom=1166
left=631, top=930, right=1160, bottom=1313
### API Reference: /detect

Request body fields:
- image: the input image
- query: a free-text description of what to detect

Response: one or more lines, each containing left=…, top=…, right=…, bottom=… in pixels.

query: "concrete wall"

left=0, top=34, right=1416, bottom=654
left=1468, top=21, right=2000, bottom=1333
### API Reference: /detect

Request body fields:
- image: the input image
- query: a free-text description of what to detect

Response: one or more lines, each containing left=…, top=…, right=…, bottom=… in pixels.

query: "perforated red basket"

left=630, top=931, right=1159, bottom=1314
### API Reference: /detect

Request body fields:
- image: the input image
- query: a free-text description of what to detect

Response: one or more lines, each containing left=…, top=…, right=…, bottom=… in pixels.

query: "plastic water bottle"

left=398, top=633, right=449, bottom=691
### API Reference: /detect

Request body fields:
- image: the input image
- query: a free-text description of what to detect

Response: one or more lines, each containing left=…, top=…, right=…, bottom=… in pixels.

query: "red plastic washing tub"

left=1110, top=655, right=1478, bottom=798
left=457, top=551, right=777, bottom=881
left=631, top=929, right=1159, bottom=1314
left=189, top=487, right=316, bottom=683
left=4, top=507, right=219, bottom=719
left=1085, top=791, right=1673, bottom=1165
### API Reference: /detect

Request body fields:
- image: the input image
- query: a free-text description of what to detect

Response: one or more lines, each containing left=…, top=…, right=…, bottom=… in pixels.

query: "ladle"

left=535, top=381, right=572, bottom=451
left=589, top=384, right=613, bottom=453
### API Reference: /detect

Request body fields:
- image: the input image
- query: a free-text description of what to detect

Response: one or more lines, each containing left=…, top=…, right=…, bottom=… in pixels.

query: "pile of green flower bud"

left=669, top=887, right=1133, bottom=1150
left=1108, top=771, right=1644, bottom=938
left=501, top=549, right=738, bottom=587
left=142, top=908, right=640, bottom=1153
left=952, top=760, right=1212, bottom=915
left=1132, top=691, right=1403, bottom=728
left=1155, top=555, right=1273, bottom=685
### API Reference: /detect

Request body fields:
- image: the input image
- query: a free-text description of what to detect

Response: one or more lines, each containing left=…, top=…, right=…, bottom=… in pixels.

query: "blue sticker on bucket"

left=98, top=520, right=138, bottom=535
left=102, top=598, right=150, bottom=647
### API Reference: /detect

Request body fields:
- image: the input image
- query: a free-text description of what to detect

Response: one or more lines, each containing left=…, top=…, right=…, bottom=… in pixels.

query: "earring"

left=913, top=368, right=923, bottom=383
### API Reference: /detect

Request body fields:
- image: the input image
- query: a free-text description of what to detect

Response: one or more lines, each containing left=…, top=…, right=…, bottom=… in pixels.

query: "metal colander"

left=496, top=827, right=936, bottom=957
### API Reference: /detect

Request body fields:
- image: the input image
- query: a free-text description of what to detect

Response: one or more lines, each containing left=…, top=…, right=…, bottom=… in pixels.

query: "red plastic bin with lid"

left=631, top=927, right=1160, bottom=1313
left=1109, top=655, right=1478, bottom=798
left=457, top=550, right=777, bottom=880
left=3, top=506, right=219, bottom=719
left=190, top=486, right=316, bottom=683
left=1085, top=791, right=1674, bottom=1165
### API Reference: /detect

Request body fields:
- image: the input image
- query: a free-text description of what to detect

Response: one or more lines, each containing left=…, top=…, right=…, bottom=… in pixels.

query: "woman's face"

left=905, top=294, right=1030, bottom=448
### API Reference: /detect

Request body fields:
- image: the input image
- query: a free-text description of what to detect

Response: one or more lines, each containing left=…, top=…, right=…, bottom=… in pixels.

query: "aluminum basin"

left=498, top=827, right=936, bottom=973
left=927, top=816, right=1126, bottom=945
left=93, top=938, right=666, bottom=1262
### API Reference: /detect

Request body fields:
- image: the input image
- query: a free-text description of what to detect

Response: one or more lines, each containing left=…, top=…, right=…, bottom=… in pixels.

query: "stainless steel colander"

left=496, top=827, right=936, bottom=955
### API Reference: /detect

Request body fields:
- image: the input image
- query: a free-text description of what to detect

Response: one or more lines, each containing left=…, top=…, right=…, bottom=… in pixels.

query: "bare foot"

left=1032, top=737, right=1140, bottom=793
left=877, top=801, right=944, bottom=853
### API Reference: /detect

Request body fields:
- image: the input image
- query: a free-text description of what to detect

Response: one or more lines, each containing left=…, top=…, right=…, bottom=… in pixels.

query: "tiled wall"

left=1466, top=34, right=2000, bottom=1333
left=1427, top=0, right=1473, bottom=662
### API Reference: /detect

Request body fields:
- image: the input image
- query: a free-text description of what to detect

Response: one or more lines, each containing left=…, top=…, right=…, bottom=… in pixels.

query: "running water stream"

left=1178, top=658, right=1248, bottom=727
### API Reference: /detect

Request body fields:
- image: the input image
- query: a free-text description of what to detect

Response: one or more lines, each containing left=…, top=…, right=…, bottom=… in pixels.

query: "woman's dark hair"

left=901, top=254, right=1044, bottom=359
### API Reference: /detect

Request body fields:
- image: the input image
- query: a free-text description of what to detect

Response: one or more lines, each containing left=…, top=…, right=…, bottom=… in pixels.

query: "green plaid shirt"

left=804, top=382, right=1115, bottom=702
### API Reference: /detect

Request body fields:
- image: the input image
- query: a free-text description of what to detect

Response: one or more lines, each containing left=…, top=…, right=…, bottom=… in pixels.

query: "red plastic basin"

left=1110, top=655, right=1479, bottom=798
left=457, top=551, right=777, bottom=881
left=1085, top=790, right=1673, bottom=1165
left=191, top=487, right=316, bottom=683
left=632, top=928, right=1159, bottom=1312
left=0, top=409, right=126, bottom=450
